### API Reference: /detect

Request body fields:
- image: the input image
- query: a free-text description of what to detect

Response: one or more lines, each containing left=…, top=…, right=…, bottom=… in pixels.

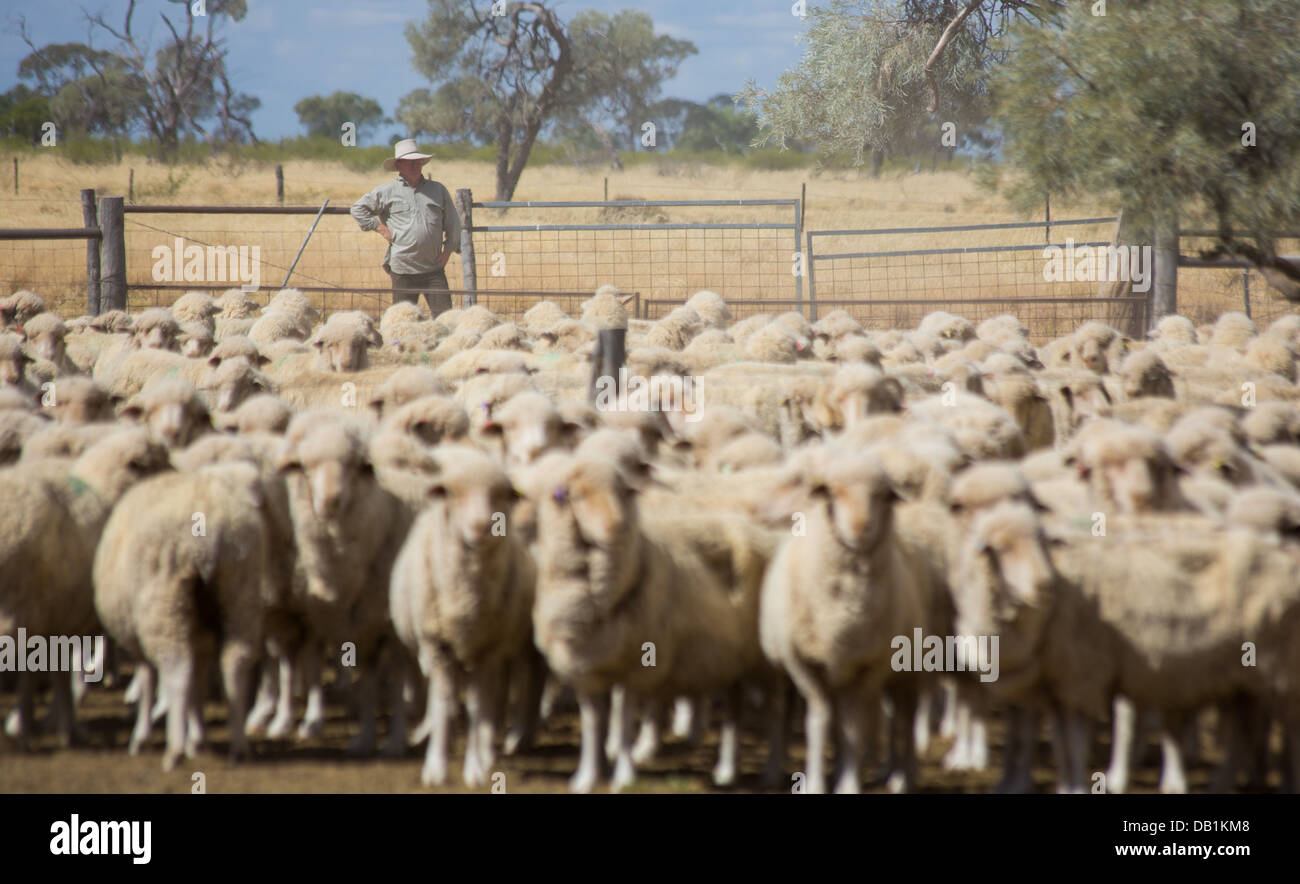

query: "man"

left=351, top=138, right=462, bottom=316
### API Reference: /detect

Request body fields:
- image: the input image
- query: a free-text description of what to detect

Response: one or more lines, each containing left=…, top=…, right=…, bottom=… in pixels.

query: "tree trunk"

left=1151, top=215, right=1179, bottom=328
left=869, top=149, right=884, bottom=178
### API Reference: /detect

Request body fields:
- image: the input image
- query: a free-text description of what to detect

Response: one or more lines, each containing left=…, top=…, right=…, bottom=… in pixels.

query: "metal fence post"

left=81, top=189, right=100, bottom=315
left=1152, top=217, right=1178, bottom=327
left=275, top=164, right=284, bottom=206
left=805, top=230, right=818, bottom=322
left=98, top=196, right=126, bottom=313
left=1242, top=270, right=1251, bottom=319
left=456, top=188, right=477, bottom=307
left=795, top=184, right=805, bottom=316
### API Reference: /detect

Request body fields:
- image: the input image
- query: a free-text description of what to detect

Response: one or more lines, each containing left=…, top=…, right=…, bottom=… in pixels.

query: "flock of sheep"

left=2, top=282, right=1300, bottom=794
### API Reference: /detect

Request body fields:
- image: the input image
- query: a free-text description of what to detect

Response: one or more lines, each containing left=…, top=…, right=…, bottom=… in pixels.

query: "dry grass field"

left=0, top=152, right=1292, bottom=334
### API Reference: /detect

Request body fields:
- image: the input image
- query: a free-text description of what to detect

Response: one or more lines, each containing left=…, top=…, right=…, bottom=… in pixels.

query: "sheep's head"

left=1054, top=374, right=1113, bottom=434
left=121, top=378, right=212, bottom=448
left=130, top=308, right=181, bottom=351
left=426, top=445, right=519, bottom=547
left=1166, top=418, right=1255, bottom=486
left=232, top=394, right=292, bottom=435
left=956, top=502, right=1056, bottom=644
left=540, top=454, right=637, bottom=554
left=780, top=452, right=898, bottom=552
left=201, top=355, right=273, bottom=413
left=386, top=396, right=469, bottom=447
left=948, top=463, right=1042, bottom=519
left=1071, top=322, right=1119, bottom=374
left=312, top=323, right=372, bottom=372
left=46, top=377, right=118, bottom=424
left=1120, top=349, right=1175, bottom=399
left=71, top=427, right=173, bottom=502
left=818, top=365, right=903, bottom=430
left=367, top=366, right=448, bottom=418
left=207, top=335, right=267, bottom=369
left=479, top=391, right=567, bottom=467
left=1068, top=420, right=1182, bottom=514
left=171, top=291, right=219, bottom=328
left=21, top=312, right=68, bottom=365
left=0, top=333, right=32, bottom=386
left=278, top=419, right=373, bottom=520
left=179, top=322, right=215, bottom=358
left=0, top=290, right=47, bottom=329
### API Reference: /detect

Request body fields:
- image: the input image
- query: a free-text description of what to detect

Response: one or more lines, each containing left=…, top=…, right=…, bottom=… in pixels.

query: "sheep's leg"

left=186, top=656, right=209, bottom=755
left=1159, top=712, right=1190, bottom=795
left=997, top=705, right=1038, bottom=793
left=297, top=646, right=325, bottom=741
left=713, top=685, right=742, bottom=788
left=220, top=640, right=255, bottom=763
left=570, top=690, right=610, bottom=794
left=3, top=674, right=34, bottom=746
left=833, top=688, right=866, bottom=794
left=245, top=659, right=279, bottom=735
left=383, top=654, right=411, bottom=758
left=347, top=646, right=382, bottom=755
left=504, top=648, right=545, bottom=756
left=762, top=676, right=791, bottom=788
left=785, top=659, right=832, bottom=795
left=630, top=696, right=662, bottom=765
left=605, top=685, right=627, bottom=764
left=913, top=687, right=932, bottom=757
left=1106, top=695, right=1136, bottom=794
left=266, top=653, right=297, bottom=739
left=610, top=690, right=639, bottom=792
left=464, top=663, right=503, bottom=788
left=539, top=675, right=562, bottom=721
left=421, top=656, right=456, bottom=788
left=938, top=679, right=958, bottom=740
left=670, top=696, right=695, bottom=741
left=885, top=687, right=918, bottom=794
left=159, top=656, right=196, bottom=772
left=127, top=665, right=156, bottom=755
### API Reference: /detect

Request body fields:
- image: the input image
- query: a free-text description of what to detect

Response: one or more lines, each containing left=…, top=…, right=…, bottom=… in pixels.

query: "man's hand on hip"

left=436, top=249, right=452, bottom=268
left=375, top=222, right=394, bottom=243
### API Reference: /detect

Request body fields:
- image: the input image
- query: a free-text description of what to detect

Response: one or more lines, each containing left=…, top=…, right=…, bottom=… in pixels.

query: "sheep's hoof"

left=630, top=733, right=658, bottom=766
left=569, top=768, right=598, bottom=794
left=421, top=761, right=448, bottom=788
left=834, top=773, right=860, bottom=795
left=162, top=750, right=181, bottom=772
left=3, top=709, right=23, bottom=739
left=610, top=758, right=636, bottom=792
left=712, top=762, right=736, bottom=788
left=885, top=771, right=911, bottom=794
left=296, top=718, right=324, bottom=741
left=265, top=712, right=294, bottom=740
left=503, top=728, right=526, bottom=756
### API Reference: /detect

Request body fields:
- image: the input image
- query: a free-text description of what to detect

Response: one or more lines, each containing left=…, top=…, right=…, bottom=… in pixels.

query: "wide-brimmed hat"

left=383, top=138, right=433, bottom=171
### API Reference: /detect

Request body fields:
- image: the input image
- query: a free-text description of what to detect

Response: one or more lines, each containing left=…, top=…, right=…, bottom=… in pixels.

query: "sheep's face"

left=180, top=331, right=213, bottom=359
left=314, top=334, right=369, bottom=372
left=1057, top=378, right=1112, bottom=433
left=1075, top=338, right=1109, bottom=374
left=538, top=458, right=634, bottom=592
left=130, top=396, right=209, bottom=449
left=134, top=321, right=178, bottom=351
left=26, top=328, right=66, bottom=364
left=493, top=409, right=562, bottom=468
left=54, top=387, right=116, bottom=424
left=813, top=460, right=898, bottom=551
left=0, top=344, right=29, bottom=386
left=204, top=359, right=268, bottom=413
left=433, top=471, right=516, bottom=547
left=1124, top=362, right=1174, bottom=399
left=1087, top=450, right=1177, bottom=514
left=292, top=450, right=368, bottom=521
left=957, top=504, right=1054, bottom=645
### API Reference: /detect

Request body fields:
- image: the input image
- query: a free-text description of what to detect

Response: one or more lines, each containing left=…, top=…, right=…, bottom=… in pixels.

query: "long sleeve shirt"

left=350, top=175, right=462, bottom=274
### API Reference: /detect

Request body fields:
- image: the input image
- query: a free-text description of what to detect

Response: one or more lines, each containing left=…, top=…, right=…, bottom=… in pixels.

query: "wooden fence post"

left=1152, top=216, right=1179, bottom=329
left=275, top=164, right=284, bottom=206
left=456, top=188, right=477, bottom=306
left=128, top=168, right=134, bottom=204
left=81, top=189, right=101, bottom=315
left=98, top=196, right=127, bottom=313
left=12, top=158, right=17, bottom=195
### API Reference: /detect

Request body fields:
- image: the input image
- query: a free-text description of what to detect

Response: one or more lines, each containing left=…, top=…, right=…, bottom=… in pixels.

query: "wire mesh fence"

left=468, top=199, right=802, bottom=306
left=1176, top=233, right=1300, bottom=327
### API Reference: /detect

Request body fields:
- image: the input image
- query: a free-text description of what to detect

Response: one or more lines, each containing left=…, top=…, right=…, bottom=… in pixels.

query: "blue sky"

left=1, top=0, right=811, bottom=140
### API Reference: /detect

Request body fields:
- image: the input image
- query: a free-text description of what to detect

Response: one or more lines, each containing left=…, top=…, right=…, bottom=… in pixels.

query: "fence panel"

left=467, top=199, right=801, bottom=308
left=1176, top=231, right=1300, bottom=326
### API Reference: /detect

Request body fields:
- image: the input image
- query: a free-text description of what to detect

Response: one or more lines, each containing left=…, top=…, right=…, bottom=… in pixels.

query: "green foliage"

left=293, top=92, right=388, bottom=141
left=737, top=0, right=1041, bottom=165
left=0, top=85, right=52, bottom=143
left=992, top=0, right=1300, bottom=292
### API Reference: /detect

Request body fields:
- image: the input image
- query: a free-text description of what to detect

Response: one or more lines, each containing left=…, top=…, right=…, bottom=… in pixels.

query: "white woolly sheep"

left=685, top=290, right=731, bottom=329
left=388, top=445, right=540, bottom=786
left=232, top=393, right=292, bottom=434
left=178, top=322, right=215, bottom=358
left=368, top=366, right=451, bottom=417
left=207, top=335, right=267, bottom=369
left=521, top=300, right=570, bottom=335
left=213, top=288, right=259, bottom=319
left=171, top=291, right=219, bottom=331
left=1210, top=312, right=1256, bottom=348
left=0, top=290, right=47, bottom=329
left=20, top=313, right=79, bottom=376
left=249, top=311, right=307, bottom=347
left=199, top=355, right=274, bottom=413
left=312, top=318, right=376, bottom=372
left=381, top=395, right=470, bottom=447
left=121, top=377, right=213, bottom=449
left=580, top=287, right=629, bottom=331
left=93, top=461, right=267, bottom=769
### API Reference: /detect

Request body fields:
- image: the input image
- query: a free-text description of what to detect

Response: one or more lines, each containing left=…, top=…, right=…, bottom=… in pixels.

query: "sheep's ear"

left=480, top=421, right=503, bottom=437
left=312, top=338, right=324, bottom=349
left=119, top=399, right=144, bottom=420
left=559, top=419, right=587, bottom=448
left=208, top=353, right=223, bottom=366
left=275, top=450, right=301, bottom=473
left=427, top=482, right=447, bottom=499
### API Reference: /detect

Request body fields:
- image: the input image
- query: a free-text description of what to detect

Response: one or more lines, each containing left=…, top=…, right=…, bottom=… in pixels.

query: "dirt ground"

left=0, top=672, right=1242, bottom=794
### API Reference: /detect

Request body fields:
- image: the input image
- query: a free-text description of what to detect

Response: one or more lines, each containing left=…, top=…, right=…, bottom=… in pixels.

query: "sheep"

left=275, top=414, right=411, bottom=751
left=388, top=446, right=540, bottom=786
left=170, top=291, right=219, bottom=331
left=312, top=318, right=376, bottom=372
left=479, top=390, right=574, bottom=467
left=1239, top=402, right=1300, bottom=446
left=213, top=288, right=260, bottom=319
left=0, top=333, right=34, bottom=393
left=265, top=288, right=320, bottom=335
left=644, top=308, right=703, bottom=351
left=380, top=300, right=429, bottom=332
left=812, top=311, right=864, bottom=343
left=772, top=311, right=813, bottom=343
left=231, top=393, right=292, bottom=434
left=1066, top=419, right=1190, bottom=514
left=535, top=319, right=595, bottom=354
left=130, top=308, right=182, bottom=352
left=42, top=376, right=117, bottom=424
left=427, top=328, right=483, bottom=363
left=93, top=461, right=267, bottom=769
left=976, top=314, right=1030, bottom=344
left=0, top=409, right=47, bottom=465
left=199, top=355, right=274, bottom=413
left=381, top=395, right=470, bottom=447
left=814, top=364, right=903, bottom=431
left=323, top=311, right=383, bottom=348
left=92, top=346, right=211, bottom=400
left=685, top=290, right=731, bottom=329
left=436, top=348, right=533, bottom=384
left=120, top=378, right=213, bottom=449
left=88, top=309, right=134, bottom=333
left=20, top=313, right=79, bottom=376
left=249, top=311, right=307, bottom=346
left=477, top=322, right=530, bottom=352
left=1149, top=314, right=1199, bottom=347
left=0, top=427, right=172, bottom=743
left=743, top=322, right=804, bottom=363
left=1118, top=348, right=1176, bottom=399
left=1225, top=486, right=1300, bottom=539
left=367, top=366, right=451, bottom=417
left=1264, top=314, right=1300, bottom=348
left=759, top=450, right=931, bottom=793
left=1210, top=311, right=1257, bottom=348
left=1165, top=409, right=1280, bottom=488
left=908, top=391, right=1027, bottom=460
left=918, top=311, right=976, bottom=348
left=722, top=311, right=774, bottom=341
left=531, top=452, right=777, bottom=791
left=456, top=372, right=540, bottom=437
left=215, top=317, right=257, bottom=341
left=178, top=322, right=215, bottom=359
left=20, top=422, right=114, bottom=461
left=833, top=335, right=883, bottom=367
left=704, top=431, right=783, bottom=473
left=1243, top=335, right=1296, bottom=382
left=453, top=305, right=503, bottom=336
left=977, top=358, right=1055, bottom=450
left=680, top=329, right=742, bottom=372
left=1070, top=321, right=1128, bottom=374
left=521, top=300, right=570, bottom=335
left=207, top=335, right=267, bottom=369
left=0, top=290, right=47, bottom=329
left=1039, top=370, right=1114, bottom=443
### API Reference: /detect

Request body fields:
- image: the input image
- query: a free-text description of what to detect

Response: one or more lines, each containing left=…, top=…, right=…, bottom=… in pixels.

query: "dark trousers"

left=389, top=267, right=451, bottom=317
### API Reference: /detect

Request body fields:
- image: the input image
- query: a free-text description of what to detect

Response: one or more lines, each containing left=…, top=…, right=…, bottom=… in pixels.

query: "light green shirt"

left=351, top=175, right=462, bottom=274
